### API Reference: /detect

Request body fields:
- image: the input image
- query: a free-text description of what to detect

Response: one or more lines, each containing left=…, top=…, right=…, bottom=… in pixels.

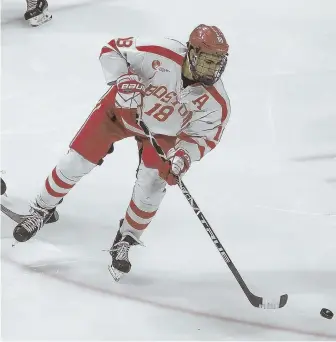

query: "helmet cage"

left=187, top=45, right=228, bottom=86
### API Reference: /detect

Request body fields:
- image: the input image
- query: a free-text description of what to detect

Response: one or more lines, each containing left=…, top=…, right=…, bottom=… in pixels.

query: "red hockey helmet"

left=187, top=24, right=229, bottom=85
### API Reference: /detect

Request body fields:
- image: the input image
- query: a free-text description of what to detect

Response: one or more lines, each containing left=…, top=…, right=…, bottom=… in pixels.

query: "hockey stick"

left=1, top=204, right=59, bottom=225
left=137, top=117, right=288, bottom=309
left=1, top=204, right=25, bottom=223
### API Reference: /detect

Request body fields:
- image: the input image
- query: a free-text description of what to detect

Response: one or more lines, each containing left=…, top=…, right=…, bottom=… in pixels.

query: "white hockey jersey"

left=99, top=36, right=231, bottom=163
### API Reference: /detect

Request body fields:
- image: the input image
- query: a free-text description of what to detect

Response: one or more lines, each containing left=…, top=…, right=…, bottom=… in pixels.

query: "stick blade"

left=258, top=294, right=288, bottom=309
left=247, top=290, right=288, bottom=309
left=279, top=294, right=289, bottom=308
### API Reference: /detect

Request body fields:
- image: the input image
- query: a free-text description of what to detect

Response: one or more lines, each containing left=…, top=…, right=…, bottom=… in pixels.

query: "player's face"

left=190, top=49, right=227, bottom=85
left=196, top=52, right=223, bottom=77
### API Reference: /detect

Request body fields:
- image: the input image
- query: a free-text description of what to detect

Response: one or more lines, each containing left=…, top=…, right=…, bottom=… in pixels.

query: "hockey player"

left=12, top=24, right=231, bottom=280
left=25, top=0, right=52, bottom=27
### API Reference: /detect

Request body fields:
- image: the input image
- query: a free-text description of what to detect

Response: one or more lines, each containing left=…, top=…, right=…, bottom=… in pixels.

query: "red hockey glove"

left=159, top=149, right=191, bottom=185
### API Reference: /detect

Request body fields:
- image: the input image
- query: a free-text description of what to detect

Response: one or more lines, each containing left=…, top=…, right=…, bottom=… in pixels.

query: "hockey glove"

left=159, top=149, right=191, bottom=185
left=106, top=74, right=145, bottom=126
left=115, top=74, right=144, bottom=110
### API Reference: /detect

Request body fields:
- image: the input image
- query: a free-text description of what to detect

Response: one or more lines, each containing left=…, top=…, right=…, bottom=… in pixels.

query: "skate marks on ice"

left=0, top=203, right=90, bottom=267
left=2, top=245, right=336, bottom=339
left=292, top=153, right=336, bottom=163
left=291, top=152, right=336, bottom=187
left=8, top=262, right=336, bottom=339
left=253, top=204, right=336, bottom=218
left=1, top=237, right=81, bottom=270
left=1, top=202, right=335, bottom=338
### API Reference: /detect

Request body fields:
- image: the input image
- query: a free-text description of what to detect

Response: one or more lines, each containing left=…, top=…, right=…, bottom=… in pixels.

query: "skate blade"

left=108, top=265, right=125, bottom=282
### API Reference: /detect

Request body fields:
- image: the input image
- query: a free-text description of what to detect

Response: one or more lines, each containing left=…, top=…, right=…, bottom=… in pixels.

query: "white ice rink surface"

left=1, top=0, right=336, bottom=340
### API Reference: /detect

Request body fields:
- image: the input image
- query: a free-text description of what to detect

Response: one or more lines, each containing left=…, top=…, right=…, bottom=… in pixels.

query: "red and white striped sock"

left=35, top=149, right=96, bottom=209
left=120, top=199, right=157, bottom=239
left=36, top=166, right=76, bottom=209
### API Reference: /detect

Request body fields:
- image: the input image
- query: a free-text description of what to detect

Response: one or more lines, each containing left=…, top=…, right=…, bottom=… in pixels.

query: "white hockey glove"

left=105, top=74, right=144, bottom=127
left=115, top=74, right=144, bottom=110
left=159, top=149, right=191, bottom=185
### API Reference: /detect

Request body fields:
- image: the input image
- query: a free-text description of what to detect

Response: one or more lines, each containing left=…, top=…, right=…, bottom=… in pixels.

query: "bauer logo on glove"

left=118, top=80, right=145, bottom=94
left=116, top=74, right=144, bottom=109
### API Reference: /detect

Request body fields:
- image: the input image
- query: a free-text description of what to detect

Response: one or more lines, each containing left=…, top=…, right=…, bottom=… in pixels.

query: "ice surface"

left=1, top=0, right=336, bottom=339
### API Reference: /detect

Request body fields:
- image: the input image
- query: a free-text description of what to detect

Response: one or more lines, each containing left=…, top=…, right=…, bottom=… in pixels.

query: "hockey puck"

left=320, top=308, right=333, bottom=319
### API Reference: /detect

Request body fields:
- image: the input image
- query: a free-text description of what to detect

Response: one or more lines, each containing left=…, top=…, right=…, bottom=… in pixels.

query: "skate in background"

left=24, top=0, right=52, bottom=26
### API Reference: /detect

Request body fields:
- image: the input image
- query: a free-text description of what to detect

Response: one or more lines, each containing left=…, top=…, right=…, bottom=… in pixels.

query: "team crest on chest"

left=152, top=60, right=170, bottom=72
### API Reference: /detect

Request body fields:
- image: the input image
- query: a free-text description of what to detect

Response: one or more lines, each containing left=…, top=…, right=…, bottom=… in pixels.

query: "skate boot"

left=13, top=203, right=56, bottom=242
left=24, top=0, right=52, bottom=27
left=108, top=219, right=143, bottom=281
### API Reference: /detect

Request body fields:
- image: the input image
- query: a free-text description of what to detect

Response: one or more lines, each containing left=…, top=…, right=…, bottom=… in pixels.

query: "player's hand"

left=159, top=149, right=191, bottom=185
left=106, top=74, right=144, bottom=126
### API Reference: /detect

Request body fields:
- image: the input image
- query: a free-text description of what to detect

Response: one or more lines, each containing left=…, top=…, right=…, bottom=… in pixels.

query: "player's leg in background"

left=13, top=86, right=133, bottom=243
left=24, top=0, right=52, bottom=27
left=108, top=137, right=176, bottom=279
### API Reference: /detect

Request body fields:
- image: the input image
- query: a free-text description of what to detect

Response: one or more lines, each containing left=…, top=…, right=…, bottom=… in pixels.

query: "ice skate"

left=13, top=202, right=56, bottom=242
left=108, top=220, right=143, bottom=281
left=24, top=0, right=52, bottom=27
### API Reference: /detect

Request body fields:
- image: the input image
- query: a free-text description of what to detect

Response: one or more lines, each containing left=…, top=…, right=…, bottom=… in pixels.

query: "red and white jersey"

left=99, top=37, right=231, bottom=163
